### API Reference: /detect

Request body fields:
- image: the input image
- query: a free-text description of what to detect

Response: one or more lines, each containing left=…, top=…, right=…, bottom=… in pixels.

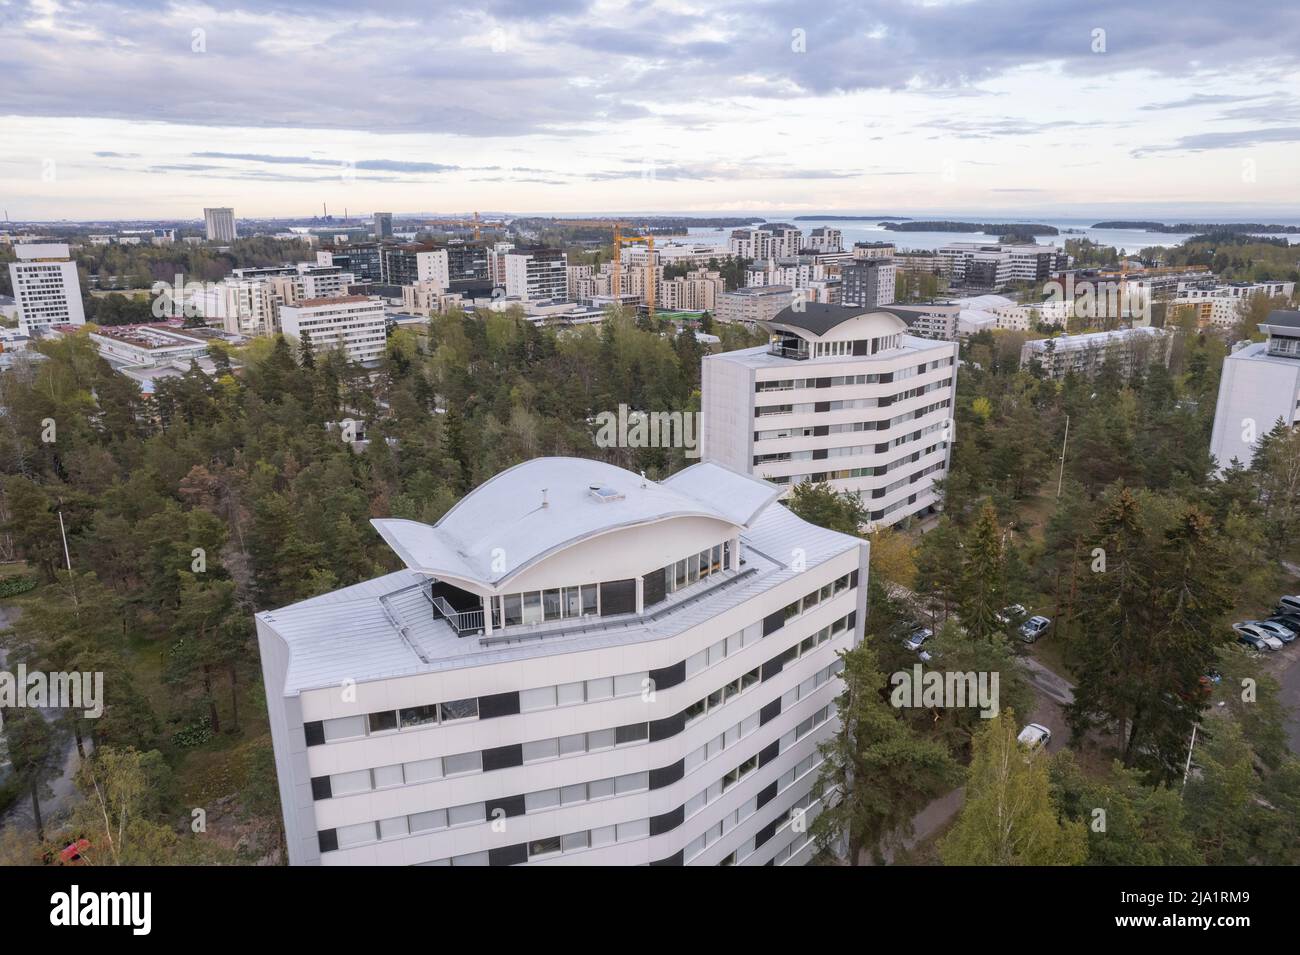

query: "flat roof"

left=706, top=333, right=952, bottom=370
left=292, top=295, right=374, bottom=307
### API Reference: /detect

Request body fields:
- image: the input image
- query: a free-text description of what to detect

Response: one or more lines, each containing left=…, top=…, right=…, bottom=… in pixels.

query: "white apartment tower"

left=505, top=248, right=568, bottom=301
left=204, top=207, right=237, bottom=242
left=1210, top=310, right=1300, bottom=470
left=703, top=304, right=958, bottom=527
left=278, top=295, right=387, bottom=363
left=8, top=243, right=85, bottom=334
left=257, top=457, right=866, bottom=866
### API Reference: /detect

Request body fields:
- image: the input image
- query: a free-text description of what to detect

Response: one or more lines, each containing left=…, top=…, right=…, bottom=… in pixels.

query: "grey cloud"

left=1133, top=126, right=1300, bottom=155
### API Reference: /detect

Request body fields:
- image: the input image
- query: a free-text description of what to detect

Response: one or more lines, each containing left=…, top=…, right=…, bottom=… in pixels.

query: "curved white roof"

left=372, top=457, right=779, bottom=590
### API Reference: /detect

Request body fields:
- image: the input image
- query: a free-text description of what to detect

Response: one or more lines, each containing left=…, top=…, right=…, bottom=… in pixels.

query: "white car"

left=1017, top=723, right=1051, bottom=751
left=1019, top=615, right=1051, bottom=643
left=996, top=604, right=1027, bottom=625
left=1277, top=595, right=1300, bottom=615
left=903, top=627, right=934, bottom=662
left=1233, top=623, right=1283, bottom=651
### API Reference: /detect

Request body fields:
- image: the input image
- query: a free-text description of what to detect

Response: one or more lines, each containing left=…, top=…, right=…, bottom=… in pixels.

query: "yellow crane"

left=548, top=218, right=658, bottom=319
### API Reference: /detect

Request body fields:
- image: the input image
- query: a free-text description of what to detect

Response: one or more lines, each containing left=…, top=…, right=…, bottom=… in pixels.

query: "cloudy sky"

left=2, top=0, right=1299, bottom=221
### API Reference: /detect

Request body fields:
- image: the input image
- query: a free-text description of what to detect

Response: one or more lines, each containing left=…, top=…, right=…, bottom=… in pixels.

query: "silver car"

left=1233, top=623, right=1283, bottom=651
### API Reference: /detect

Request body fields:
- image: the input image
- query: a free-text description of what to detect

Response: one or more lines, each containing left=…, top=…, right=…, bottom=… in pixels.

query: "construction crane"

left=427, top=212, right=506, bottom=241
left=543, top=218, right=659, bottom=319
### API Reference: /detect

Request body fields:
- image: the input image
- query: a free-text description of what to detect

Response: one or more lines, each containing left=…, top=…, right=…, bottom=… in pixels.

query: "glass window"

left=699, top=549, right=712, bottom=577
left=616, top=819, right=649, bottom=842
left=523, top=738, right=559, bottom=762
left=587, top=728, right=615, bottom=751
left=448, top=802, right=485, bottom=827
left=581, top=584, right=599, bottom=616
left=503, top=594, right=523, bottom=626
left=616, top=723, right=648, bottom=745
left=440, top=698, right=478, bottom=722
left=561, top=784, right=586, bottom=805
left=331, top=769, right=371, bottom=796
left=399, top=704, right=438, bottom=728
left=614, top=672, right=645, bottom=698
left=525, top=789, right=560, bottom=812
left=563, top=587, right=582, bottom=618
left=520, top=686, right=556, bottom=711
left=586, top=676, right=613, bottom=701
left=556, top=682, right=585, bottom=706
left=404, top=758, right=441, bottom=782
left=588, top=777, right=615, bottom=799
left=591, top=825, right=616, bottom=847
left=559, top=733, right=586, bottom=757
left=323, top=715, right=366, bottom=742
left=707, top=640, right=726, bottom=665
left=522, top=591, right=543, bottom=625
left=336, top=822, right=376, bottom=848
left=373, top=764, right=404, bottom=789
left=711, top=544, right=723, bottom=572
left=543, top=588, right=563, bottom=621
left=561, top=831, right=589, bottom=853
left=379, top=816, right=409, bottom=840
left=687, top=553, right=699, bottom=583
left=615, top=772, right=648, bottom=794
left=529, top=836, right=562, bottom=858
left=685, top=649, right=707, bottom=678
left=451, top=850, right=488, bottom=866
left=443, top=751, right=482, bottom=776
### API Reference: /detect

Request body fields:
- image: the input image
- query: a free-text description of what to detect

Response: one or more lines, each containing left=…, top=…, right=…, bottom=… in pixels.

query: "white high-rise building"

left=8, top=243, right=85, bottom=334
left=278, top=295, right=387, bottom=363
left=703, top=304, right=957, bottom=527
left=204, top=207, right=237, bottom=242
left=505, top=248, right=568, bottom=301
left=257, top=457, right=865, bottom=866
left=1210, top=310, right=1300, bottom=471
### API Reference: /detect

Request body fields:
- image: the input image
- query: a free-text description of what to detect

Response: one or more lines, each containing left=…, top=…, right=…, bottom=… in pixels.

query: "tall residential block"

left=204, top=207, right=237, bottom=242
left=8, top=243, right=85, bottom=334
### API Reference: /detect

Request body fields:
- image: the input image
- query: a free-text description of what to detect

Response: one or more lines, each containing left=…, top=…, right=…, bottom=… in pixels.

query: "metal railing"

left=430, top=595, right=484, bottom=635
left=768, top=343, right=809, bottom=360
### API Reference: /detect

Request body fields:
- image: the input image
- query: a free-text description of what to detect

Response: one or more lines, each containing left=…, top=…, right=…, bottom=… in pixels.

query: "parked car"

left=903, top=627, right=933, bottom=661
left=1269, top=612, right=1300, bottom=632
left=1019, top=615, right=1051, bottom=643
left=1233, top=623, right=1282, bottom=651
left=1277, top=595, right=1300, bottom=615
left=1017, top=723, right=1051, bottom=751
left=1254, top=619, right=1297, bottom=644
left=996, top=604, right=1027, bottom=625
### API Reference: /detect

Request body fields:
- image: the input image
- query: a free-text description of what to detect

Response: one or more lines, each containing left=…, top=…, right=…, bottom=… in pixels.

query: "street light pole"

left=1056, top=414, right=1070, bottom=499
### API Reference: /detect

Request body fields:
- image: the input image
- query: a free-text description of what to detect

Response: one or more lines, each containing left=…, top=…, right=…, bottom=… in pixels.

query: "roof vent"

left=588, top=485, right=625, bottom=503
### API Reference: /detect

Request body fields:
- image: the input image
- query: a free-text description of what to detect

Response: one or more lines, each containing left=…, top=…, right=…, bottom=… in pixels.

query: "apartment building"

left=805, top=228, right=843, bottom=254
left=624, top=243, right=724, bottom=271
left=8, top=243, right=86, bottom=334
left=268, top=264, right=358, bottom=307
left=204, top=207, right=237, bottom=242
left=487, top=242, right=515, bottom=287
left=278, top=295, right=387, bottom=363
left=1173, top=280, right=1295, bottom=330
left=658, top=268, right=726, bottom=313
left=840, top=258, right=896, bottom=310
left=716, top=286, right=794, bottom=325
left=938, top=242, right=1067, bottom=290
left=403, top=282, right=464, bottom=316
left=702, top=304, right=958, bottom=527
left=1019, top=326, right=1175, bottom=381
left=374, top=212, right=394, bottom=240
left=505, top=248, right=569, bottom=301
left=879, top=302, right=961, bottom=341
left=382, top=245, right=451, bottom=288
left=1210, top=310, right=1300, bottom=470
left=728, top=225, right=803, bottom=261
left=446, top=241, right=490, bottom=284
left=257, top=457, right=866, bottom=866
left=320, top=244, right=385, bottom=283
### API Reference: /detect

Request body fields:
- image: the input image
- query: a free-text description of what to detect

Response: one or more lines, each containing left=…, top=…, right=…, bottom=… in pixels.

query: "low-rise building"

left=1173, top=280, right=1296, bottom=330
left=716, top=286, right=794, bottom=325
left=1020, top=326, right=1175, bottom=380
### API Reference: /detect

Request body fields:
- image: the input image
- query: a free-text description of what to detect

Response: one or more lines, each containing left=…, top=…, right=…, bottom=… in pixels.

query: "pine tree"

left=811, top=641, right=958, bottom=864
left=958, top=500, right=1006, bottom=641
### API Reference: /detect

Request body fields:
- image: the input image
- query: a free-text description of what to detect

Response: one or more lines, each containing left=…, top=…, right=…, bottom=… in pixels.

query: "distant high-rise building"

left=505, top=248, right=568, bottom=301
left=8, top=243, right=85, bottom=334
left=204, top=207, right=237, bottom=242
left=840, top=258, right=896, bottom=310
left=374, top=212, right=394, bottom=239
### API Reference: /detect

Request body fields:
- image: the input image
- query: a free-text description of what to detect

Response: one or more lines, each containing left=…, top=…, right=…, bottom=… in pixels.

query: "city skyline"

left=2, top=0, right=1299, bottom=219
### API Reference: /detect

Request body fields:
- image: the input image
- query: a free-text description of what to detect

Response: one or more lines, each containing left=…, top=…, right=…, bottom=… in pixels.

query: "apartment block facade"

left=703, top=304, right=957, bottom=527
left=1210, top=310, right=1300, bottom=470
left=505, top=248, right=569, bottom=301
left=278, top=295, right=387, bottom=363
left=8, top=243, right=85, bottom=334
left=204, top=207, right=237, bottom=242
left=1019, top=326, right=1175, bottom=381
left=257, top=458, right=867, bottom=866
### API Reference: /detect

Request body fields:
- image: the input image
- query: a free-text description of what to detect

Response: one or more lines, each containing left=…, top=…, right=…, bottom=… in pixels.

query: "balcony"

left=768, top=337, right=810, bottom=360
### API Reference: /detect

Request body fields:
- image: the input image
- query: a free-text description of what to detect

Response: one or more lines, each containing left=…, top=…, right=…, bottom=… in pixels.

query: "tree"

left=1, top=706, right=59, bottom=842
left=941, top=710, right=1087, bottom=865
left=784, top=481, right=865, bottom=535
left=811, top=641, right=958, bottom=864
left=957, top=501, right=1006, bottom=641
